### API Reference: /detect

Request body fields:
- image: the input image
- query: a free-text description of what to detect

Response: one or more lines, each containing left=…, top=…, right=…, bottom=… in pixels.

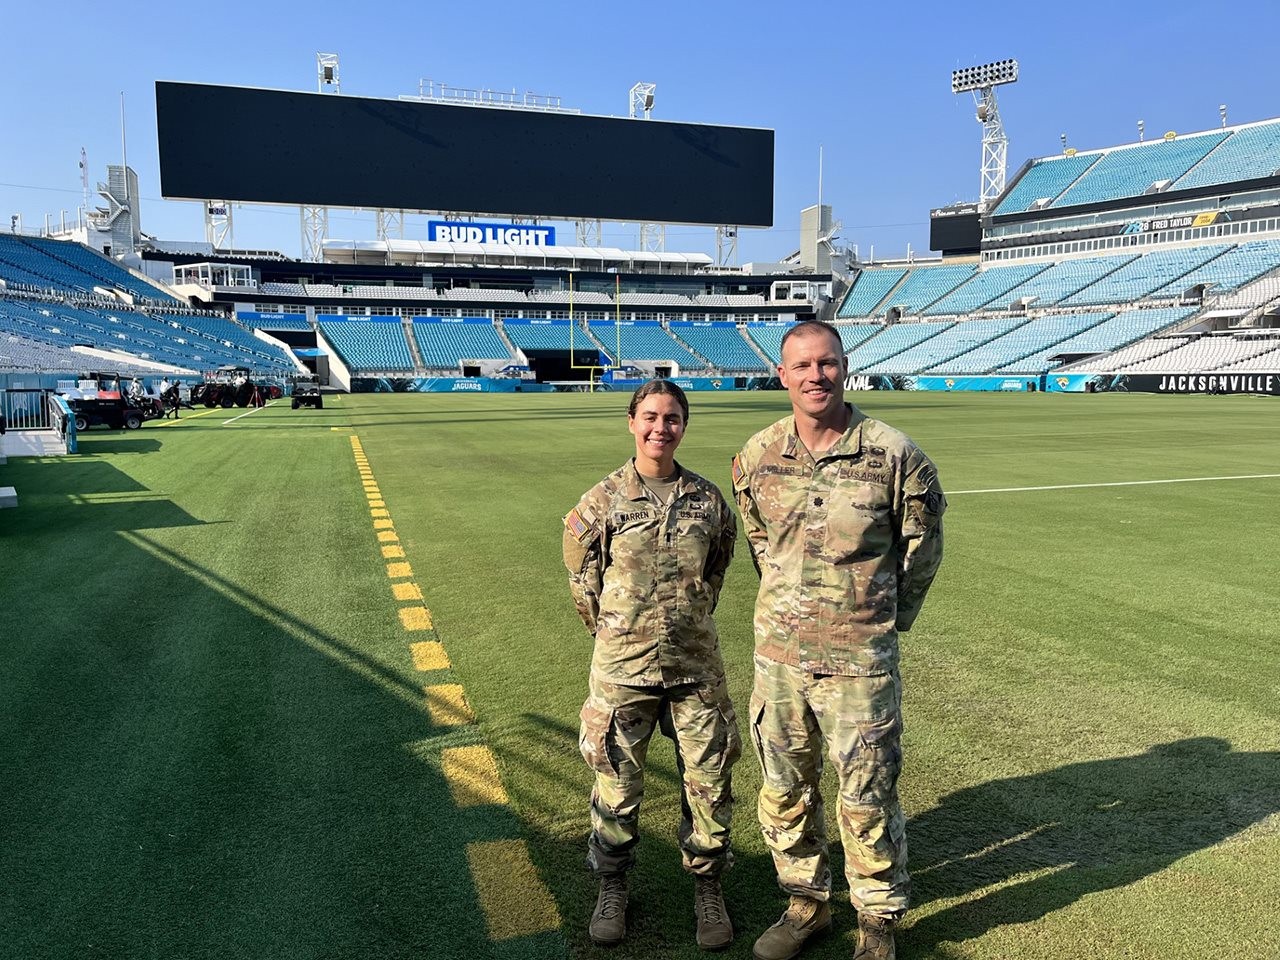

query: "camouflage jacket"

left=732, top=406, right=945, bottom=676
left=564, top=459, right=737, bottom=687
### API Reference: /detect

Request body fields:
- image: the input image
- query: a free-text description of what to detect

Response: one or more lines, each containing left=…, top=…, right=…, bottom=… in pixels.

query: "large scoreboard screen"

left=156, top=82, right=775, bottom=227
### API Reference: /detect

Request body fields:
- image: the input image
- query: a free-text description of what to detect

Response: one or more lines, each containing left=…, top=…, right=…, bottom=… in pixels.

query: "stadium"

left=3, top=35, right=1279, bottom=960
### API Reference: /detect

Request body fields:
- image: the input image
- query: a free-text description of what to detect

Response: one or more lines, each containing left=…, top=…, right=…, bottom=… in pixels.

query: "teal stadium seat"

left=993, top=152, right=1101, bottom=214
left=1173, top=120, right=1280, bottom=191
left=869, top=318, right=1025, bottom=374
left=837, top=268, right=907, bottom=318
left=1053, top=133, right=1227, bottom=208
left=412, top=319, right=512, bottom=368
left=924, top=263, right=1051, bottom=316
left=318, top=321, right=414, bottom=373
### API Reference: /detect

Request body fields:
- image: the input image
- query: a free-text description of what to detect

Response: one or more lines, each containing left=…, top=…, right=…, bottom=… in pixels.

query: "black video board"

left=156, top=82, right=774, bottom=227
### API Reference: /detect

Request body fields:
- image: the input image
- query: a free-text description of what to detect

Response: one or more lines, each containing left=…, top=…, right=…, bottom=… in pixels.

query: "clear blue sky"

left=6, top=0, right=1278, bottom=263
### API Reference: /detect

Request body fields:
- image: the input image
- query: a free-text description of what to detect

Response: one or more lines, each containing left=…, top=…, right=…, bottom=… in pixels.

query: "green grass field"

left=2, top=390, right=1279, bottom=960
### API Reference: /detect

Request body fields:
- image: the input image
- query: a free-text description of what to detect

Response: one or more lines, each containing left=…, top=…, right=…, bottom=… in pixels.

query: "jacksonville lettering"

left=1157, top=374, right=1276, bottom=393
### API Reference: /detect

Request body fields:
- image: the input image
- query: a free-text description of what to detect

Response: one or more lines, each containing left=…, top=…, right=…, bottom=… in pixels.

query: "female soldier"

left=563, top=379, right=740, bottom=951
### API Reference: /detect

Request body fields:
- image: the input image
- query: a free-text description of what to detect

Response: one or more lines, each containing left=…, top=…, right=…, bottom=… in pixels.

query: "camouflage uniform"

left=565, top=459, right=740, bottom=877
left=733, top=405, right=945, bottom=920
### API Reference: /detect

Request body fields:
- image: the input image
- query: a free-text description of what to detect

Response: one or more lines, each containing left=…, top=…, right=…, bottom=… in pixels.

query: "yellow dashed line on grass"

left=347, top=432, right=558, bottom=941
left=398, top=606, right=433, bottom=631
left=391, top=581, right=423, bottom=602
left=442, top=745, right=510, bottom=807
left=424, top=684, right=475, bottom=726
left=466, top=840, right=561, bottom=940
left=410, top=640, right=450, bottom=671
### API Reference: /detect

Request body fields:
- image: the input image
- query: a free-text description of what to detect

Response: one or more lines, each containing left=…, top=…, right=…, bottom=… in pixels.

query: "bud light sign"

left=428, top=221, right=555, bottom=246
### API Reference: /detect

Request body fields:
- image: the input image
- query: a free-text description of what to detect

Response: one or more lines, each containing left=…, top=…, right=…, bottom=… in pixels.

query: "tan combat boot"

left=588, top=873, right=628, bottom=947
left=751, top=895, right=832, bottom=960
left=693, top=876, right=733, bottom=950
left=853, top=913, right=896, bottom=960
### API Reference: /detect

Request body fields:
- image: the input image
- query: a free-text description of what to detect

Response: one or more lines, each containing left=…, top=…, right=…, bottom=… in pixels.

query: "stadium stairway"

left=664, top=323, right=714, bottom=372
left=743, top=325, right=777, bottom=368
left=400, top=317, right=428, bottom=375
left=492, top=319, right=519, bottom=362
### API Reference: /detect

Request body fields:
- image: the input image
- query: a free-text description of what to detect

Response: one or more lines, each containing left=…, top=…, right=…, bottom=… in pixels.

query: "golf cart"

left=59, top=372, right=164, bottom=431
left=290, top=375, right=323, bottom=409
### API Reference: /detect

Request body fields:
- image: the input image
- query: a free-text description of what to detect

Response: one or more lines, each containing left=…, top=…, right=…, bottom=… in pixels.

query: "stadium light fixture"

left=951, top=58, right=1019, bottom=94
left=1138, top=119, right=1145, bottom=142
left=316, top=53, right=340, bottom=94
left=1219, top=104, right=1228, bottom=128
left=952, top=58, right=1019, bottom=206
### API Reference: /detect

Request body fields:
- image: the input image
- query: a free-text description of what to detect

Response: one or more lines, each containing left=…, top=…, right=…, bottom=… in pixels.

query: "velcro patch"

left=565, top=508, right=592, bottom=542
left=731, top=455, right=745, bottom=487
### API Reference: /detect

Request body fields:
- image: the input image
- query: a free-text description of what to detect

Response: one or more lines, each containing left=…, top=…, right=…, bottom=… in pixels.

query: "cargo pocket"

left=579, top=699, right=620, bottom=778
left=851, top=709, right=903, bottom=805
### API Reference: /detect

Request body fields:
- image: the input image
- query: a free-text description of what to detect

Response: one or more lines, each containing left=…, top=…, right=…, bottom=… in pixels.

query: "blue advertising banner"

left=427, top=221, right=555, bottom=246
left=351, top=377, right=556, bottom=393
left=316, top=314, right=403, bottom=323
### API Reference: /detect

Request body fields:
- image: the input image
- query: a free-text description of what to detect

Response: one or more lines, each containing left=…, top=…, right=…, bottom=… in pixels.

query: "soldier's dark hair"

left=628, top=378, right=690, bottom=423
left=780, top=320, right=843, bottom=359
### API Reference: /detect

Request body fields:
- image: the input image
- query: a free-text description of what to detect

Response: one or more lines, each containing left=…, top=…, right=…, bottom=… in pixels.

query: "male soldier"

left=565, top=380, right=740, bottom=950
left=733, top=321, right=945, bottom=960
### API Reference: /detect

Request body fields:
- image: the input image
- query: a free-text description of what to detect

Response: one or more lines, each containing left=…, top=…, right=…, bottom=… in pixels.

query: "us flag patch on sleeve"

left=731, top=455, right=745, bottom=486
left=565, top=508, right=591, bottom=541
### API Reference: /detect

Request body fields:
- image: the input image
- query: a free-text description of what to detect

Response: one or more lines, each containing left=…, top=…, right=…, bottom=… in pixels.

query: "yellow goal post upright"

left=567, top=273, right=623, bottom=391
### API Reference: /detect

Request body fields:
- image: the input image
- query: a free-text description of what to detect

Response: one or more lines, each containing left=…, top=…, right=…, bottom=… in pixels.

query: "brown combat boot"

left=693, top=876, right=733, bottom=950
left=853, top=913, right=896, bottom=960
left=588, top=873, right=628, bottom=947
left=751, top=895, right=832, bottom=960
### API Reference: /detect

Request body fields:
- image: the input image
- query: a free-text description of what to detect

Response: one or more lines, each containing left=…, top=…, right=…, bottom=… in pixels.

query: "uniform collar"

left=622, top=457, right=695, bottom=502
left=782, top=405, right=866, bottom=461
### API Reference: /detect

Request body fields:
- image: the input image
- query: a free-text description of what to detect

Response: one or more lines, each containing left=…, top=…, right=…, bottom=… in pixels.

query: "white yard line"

left=950, top=473, right=1280, bottom=495
left=222, top=400, right=275, bottom=425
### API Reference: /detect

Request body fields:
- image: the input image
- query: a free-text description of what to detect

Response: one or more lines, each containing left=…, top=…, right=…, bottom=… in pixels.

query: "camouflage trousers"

left=579, top=673, right=741, bottom=877
left=748, top=654, right=908, bottom=920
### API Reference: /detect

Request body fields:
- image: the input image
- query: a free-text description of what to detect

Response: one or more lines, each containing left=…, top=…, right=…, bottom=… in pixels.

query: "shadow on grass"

left=906, top=737, right=1280, bottom=952
left=506, top=711, right=1280, bottom=959
left=0, top=468, right=566, bottom=960
left=76, top=437, right=165, bottom=454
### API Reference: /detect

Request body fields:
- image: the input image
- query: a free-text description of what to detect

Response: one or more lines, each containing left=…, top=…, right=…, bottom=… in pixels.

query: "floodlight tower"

left=627, top=83, right=665, bottom=253
left=951, top=58, right=1019, bottom=209
left=317, top=53, right=340, bottom=93
left=301, top=53, right=341, bottom=260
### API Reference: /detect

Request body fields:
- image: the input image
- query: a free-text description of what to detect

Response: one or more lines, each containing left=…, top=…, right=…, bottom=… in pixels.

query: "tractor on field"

left=290, top=374, right=323, bottom=409
left=191, top=366, right=283, bottom=408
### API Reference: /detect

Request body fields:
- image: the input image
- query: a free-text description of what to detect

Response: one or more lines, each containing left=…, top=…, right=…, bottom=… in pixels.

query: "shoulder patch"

left=731, top=455, right=745, bottom=487
left=564, top=508, right=593, bottom=542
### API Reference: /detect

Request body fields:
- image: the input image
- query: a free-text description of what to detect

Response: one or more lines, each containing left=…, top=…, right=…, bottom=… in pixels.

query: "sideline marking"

left=424, top=683, right=474, bottom=725
left=382, top=545, right=405, bottom=558
left=373, top=518, right=394, bottom=530
left=410, top=641, right=450, bottom=671
left=154, top=407, right=221, bottom=427
left=386, top=562, right=413, bottom=579
left=465, top=840, right=561, bottom=941
left=442, top=745, right=510, bottom=807
left=392, top=581, right=423, bottom=602
left=399, top=606, right=433, bottom=631
left=950, top=473, right=1280, bottom=495
left=377, top=530, right=399, bottom=543
left=222, top=401, right=275, bottom=425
